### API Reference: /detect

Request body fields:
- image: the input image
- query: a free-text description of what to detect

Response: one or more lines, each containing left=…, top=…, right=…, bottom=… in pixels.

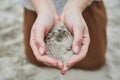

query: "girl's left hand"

left=60, top=3, right=90, bottom=74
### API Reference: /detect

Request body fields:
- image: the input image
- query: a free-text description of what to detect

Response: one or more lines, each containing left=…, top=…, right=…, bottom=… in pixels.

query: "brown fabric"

left=23, top=1, right=107, bottom=70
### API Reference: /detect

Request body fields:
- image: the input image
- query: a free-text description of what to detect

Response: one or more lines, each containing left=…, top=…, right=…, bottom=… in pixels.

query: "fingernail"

left=62, top=72, right=65, bottom=74
left=73, top=46, right=80, bottom=53
left=39, top=47, right=44, bottom=55
left=62, top=70, right=67, bottom=74
left=62, top=66, right=68, bottom=74
left=62, top=70, right=65, bottom=75
left=58, top=61, right=63, bottom=69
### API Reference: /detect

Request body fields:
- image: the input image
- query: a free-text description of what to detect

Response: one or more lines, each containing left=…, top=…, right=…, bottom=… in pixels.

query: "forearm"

left=30, top=0, right=49, bottom=14
left=66, top=0, right=93, bottom=12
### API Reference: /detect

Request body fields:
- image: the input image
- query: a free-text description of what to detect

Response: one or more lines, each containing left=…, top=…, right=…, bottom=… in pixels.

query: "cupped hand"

left=60, top=5, right=90, bottom=74
left=30, top=1, right=63, bottom=68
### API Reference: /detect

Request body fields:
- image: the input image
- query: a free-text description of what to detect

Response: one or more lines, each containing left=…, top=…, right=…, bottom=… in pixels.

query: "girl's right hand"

left=30, top=0, right=63, bottom=68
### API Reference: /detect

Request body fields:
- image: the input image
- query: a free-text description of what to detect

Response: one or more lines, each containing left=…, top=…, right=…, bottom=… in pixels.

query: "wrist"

left=38, top=0, right=56, bottom=15
left=30, top=0, right=53, bottom=14
left=66, top=0, right=90, bottom=13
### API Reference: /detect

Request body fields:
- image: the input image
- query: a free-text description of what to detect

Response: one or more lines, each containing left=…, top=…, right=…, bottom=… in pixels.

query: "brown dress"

left=23, top=1, right=107, bottom=70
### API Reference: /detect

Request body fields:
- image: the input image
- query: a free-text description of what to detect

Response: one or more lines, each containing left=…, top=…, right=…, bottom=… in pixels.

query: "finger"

left=30, top=31, right=42, bottom=61
left=40, top=55, right=58, bottom=67
left=30, top=46, right=58, bottom=67
left=67, top=43, right=89, bottom=67
left=83, top=27, right=90, bottom=45
left=78, top=27, right=90, bottom=57
left=30, top=39, right=42, bottom=61
left=58, top=61, right=64, bottom=69
left=61, top=66, right=69, bottom=75
left=72, top=26, right=83, bottom=54
left=33, top=28, right=46, bottom=56
left=67, top=28, right=90, bottom=67
left=31, top=39, right=56, bottom=66
left=79, top=27, right=90, bottom=55
left=39, top=46, right=45, bottom=56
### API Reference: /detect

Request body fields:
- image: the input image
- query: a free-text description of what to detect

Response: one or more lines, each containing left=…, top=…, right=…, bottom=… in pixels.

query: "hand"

left=30, top=0, right=63, bottom=68
left=60, top=2, right=90, bottom=74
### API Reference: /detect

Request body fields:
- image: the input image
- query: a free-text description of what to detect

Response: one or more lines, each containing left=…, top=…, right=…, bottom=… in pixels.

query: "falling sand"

left=45, top=21, right=75, bottom=66
left=45, top=21, right=75, bottom=80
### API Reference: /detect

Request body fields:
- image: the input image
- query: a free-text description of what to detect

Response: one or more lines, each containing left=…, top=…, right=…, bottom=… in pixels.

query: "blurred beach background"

left=0, top=0, right=120, bottom=80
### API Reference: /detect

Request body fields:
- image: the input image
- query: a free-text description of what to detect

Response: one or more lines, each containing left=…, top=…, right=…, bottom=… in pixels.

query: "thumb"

left=35, top=30, right=46, bottom=56
left=38, top=37, right=46, bottom=56
left=72, top=27, right=83, bottom=54
left=39, top=45, right=45, bottom=56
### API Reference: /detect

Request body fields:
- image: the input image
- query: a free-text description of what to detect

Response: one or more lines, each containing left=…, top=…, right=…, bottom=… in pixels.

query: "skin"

left=29, top=0, right=63, bottom=68
left=60, top=0, right=90, bottom=74
left=29, top=0, right=90, bottom=74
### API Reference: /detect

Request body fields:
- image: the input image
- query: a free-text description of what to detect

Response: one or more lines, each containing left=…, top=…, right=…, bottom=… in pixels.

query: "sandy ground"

left=0, top=0, right=120, bottom=80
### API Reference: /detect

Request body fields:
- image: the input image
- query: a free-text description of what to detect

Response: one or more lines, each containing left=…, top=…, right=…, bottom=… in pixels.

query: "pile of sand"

left=45, top=21, right=74, bottom=66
